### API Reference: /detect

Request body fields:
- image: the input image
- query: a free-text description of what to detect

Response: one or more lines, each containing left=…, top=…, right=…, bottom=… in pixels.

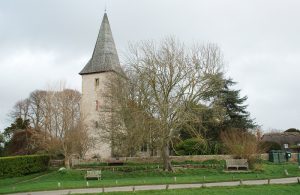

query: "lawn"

left=1, top=162, right=299, bottom=194
left=91, top=184, right=300, bottom=195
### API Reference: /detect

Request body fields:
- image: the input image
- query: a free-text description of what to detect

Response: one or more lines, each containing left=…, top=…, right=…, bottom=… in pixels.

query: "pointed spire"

left=80, top=13, right=124, bottom=76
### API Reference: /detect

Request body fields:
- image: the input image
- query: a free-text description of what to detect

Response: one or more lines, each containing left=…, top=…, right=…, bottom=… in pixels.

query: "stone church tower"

left=79, top=13, right=125, bottom=159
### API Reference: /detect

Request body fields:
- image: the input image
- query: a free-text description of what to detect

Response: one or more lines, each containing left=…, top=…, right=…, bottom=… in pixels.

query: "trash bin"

left=278, top=151, right=286, bottom=163
left=269, top=150, right=286, bottom=163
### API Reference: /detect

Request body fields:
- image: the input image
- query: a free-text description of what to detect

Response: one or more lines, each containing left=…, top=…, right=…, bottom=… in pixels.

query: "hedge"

left=0, top=154, right=50, bottom=177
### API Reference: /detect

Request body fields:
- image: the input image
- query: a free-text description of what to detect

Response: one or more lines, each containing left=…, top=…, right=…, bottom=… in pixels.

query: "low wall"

left=126, top=154, right=269, bottom=163
left=290, top=153, right=299, bottom=162
left=125, top=155, right=233, bottom=163
left=72, top=153, right=271, bottom=166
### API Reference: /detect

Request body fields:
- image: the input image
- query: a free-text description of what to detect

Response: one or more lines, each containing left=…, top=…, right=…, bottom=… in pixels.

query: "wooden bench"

left=225, top=159, right=249, bottom=170
left=85, top=170, right=102, bottom=180
left=107, top=158, right=124, bottom=166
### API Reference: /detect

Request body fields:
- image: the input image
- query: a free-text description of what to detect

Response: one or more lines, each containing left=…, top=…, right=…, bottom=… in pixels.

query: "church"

left=79, top=13, right=125, bottom=159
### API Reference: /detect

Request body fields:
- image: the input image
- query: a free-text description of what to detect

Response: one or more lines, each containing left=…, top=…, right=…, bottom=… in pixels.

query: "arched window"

left=95, top=78, right=99, bottom=87
left=96, top=100, right=99, bottom=111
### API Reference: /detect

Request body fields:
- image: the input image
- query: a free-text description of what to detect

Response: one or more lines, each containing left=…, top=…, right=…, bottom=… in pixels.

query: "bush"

left=220, top=128, right=263, bottom=169
left=0, top=154, right=50, bottom=177
left=175, top=138, right=208, bottom=155
left=175, top=139, right=223, bottom=155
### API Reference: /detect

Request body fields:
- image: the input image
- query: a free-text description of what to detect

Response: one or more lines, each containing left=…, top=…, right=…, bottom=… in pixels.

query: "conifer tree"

left=217, top=78, right=256, bottom=131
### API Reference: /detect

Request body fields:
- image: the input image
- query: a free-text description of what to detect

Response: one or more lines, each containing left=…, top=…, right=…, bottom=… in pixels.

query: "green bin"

left=269, top=150, right=286, bottom=163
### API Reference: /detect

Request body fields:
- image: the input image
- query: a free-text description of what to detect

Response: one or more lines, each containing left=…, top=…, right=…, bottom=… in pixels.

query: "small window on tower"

left=95, top=121, right=99, bottom=128
left=95, top=78, right=99, bottom=87
left=96, top=100, right=99, bottom=111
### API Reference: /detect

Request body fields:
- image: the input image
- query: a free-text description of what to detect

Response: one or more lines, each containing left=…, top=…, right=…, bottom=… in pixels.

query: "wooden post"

left=268, top=179, right=270, bottom=185
left=166, top=184, right=169, bottom=190
left=132, top=186, right=135, bottom=192
left=297, top=178, right=300, bottom=184
left=102, top=187, right=105, bottom=193
left=239, top=179, right=243, bottom=185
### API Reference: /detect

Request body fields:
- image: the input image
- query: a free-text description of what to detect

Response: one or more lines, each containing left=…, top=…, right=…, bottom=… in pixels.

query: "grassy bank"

left=0, top=162, right=299, bottom=194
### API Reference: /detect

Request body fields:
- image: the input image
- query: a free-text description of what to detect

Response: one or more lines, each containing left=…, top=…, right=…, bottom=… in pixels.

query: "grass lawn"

left=90, top=184, right=300, bottom=195
left=1, top=162, right=299, bottom=194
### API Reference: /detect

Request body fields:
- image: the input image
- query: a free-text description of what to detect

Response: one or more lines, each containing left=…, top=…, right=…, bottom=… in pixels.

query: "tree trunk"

left=161, top=142, right=174, bottom=172
left=64, top=156, right=70, bottom=169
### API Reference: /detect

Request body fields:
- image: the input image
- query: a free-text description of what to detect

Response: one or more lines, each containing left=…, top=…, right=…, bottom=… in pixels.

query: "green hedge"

left=0, top=154, right=50, bottom=177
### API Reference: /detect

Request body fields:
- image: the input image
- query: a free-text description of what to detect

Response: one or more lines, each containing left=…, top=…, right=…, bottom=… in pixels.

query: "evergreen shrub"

left=0, top=154, right=49, bottom=177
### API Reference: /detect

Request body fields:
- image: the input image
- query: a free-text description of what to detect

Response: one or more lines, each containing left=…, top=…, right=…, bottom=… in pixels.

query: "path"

left=14, top=172, right=55, bottom=185
left=9, top=177, right=300, bottom=195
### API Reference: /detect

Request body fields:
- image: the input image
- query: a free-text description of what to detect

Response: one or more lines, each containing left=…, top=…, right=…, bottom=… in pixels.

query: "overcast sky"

left=1, top=0, right=300, bottom=132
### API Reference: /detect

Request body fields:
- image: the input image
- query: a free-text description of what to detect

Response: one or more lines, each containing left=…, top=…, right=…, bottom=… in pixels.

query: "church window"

left=96, top=100, right=99, bottom=111
left=141, top=143, right=148, bottom=152
left=95, top=78, right=99, bottom=87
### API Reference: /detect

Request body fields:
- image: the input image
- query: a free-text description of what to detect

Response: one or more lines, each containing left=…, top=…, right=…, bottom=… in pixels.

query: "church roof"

left=79, top=13, right=125, bottom=76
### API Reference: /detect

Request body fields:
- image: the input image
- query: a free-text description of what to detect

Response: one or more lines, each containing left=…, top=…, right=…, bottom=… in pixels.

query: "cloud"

left=0, top=48, right=86, bottom=130
left=1, top=0, right=300, bottom=132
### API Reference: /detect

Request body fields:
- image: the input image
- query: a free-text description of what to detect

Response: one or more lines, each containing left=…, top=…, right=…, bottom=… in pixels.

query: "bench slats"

left=226, top=159, right=249, bottom=170
left=85, top=170, right=102, bottom=180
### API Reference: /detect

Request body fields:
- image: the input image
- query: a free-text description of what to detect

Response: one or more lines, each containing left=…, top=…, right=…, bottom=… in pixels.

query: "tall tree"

left=217, top=78, right=255, bottom=129
left=6, top=85, right=92, bottom=166
left=3, top=117, right=34, bottom=155
left=4, top=117, right=30, bottom=140
left=206, top=76, right=256, bottom=140
left=123, top=38, right=224, bottom=171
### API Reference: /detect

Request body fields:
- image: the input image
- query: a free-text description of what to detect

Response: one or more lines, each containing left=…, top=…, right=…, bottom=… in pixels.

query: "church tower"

left=79, top=13, right=125, bottom=159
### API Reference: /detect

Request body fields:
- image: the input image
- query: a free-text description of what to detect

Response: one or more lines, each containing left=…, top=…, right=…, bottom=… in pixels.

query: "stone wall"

left=81, top=72, right=113, bottom=159
left=125, top=154, right=269, bottom=163
left=72, top=154, right=271, bottom=166
left=290, top=153, right=299, bottom=162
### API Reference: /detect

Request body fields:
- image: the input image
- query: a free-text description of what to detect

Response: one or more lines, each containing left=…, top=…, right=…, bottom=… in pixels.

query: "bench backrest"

left=226, top=159, right=248, bottom=166
left=86, top=170, right=101, bottom=176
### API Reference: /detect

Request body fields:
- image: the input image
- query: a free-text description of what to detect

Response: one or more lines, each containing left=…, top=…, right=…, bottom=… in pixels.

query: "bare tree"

left=97, top=73, right=151, bottom=157
left=28, top=90, right=47, bottom=131
left=10, top=99, right=31, bottom=121
left=8, top=83, right=92, bottom=168
left=127, top=38, right=224, bottom=171
left=220, top=128, right=264, bottom=168
left=35, top=87, right=91, bottom=168
left=99, top=38, right=224, bottom=171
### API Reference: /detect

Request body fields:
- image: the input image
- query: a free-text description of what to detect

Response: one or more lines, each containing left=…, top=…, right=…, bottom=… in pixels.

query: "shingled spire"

left=79, top=13, right=124, bottom=76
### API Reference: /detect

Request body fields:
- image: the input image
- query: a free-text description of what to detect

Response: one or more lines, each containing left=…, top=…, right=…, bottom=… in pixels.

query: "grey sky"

left=0, top=0, right=300, bottom=132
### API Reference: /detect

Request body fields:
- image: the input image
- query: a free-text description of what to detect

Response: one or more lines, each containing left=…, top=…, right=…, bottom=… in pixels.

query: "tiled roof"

left=79, top=13, right=125, bottom=76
